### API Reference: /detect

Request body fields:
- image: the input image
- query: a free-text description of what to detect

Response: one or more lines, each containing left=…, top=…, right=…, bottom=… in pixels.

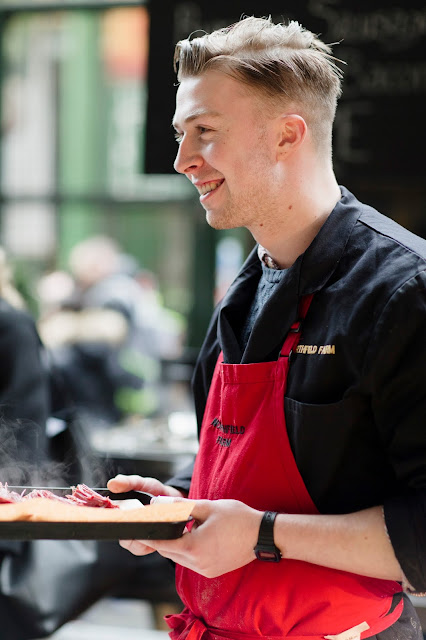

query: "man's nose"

left=174, top=137, right=202, bottom=175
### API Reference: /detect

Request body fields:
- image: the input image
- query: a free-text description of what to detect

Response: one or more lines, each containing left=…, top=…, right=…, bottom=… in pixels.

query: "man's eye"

left=173, top=127, right=211, bottom=143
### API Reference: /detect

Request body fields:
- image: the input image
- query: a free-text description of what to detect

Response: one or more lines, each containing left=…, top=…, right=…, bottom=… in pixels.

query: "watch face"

left=254, top=546, right=281, bottom=562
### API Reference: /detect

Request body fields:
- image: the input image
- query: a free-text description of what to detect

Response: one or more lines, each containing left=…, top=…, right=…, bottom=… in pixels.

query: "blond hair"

left=174, top=16, right=344, bottom=152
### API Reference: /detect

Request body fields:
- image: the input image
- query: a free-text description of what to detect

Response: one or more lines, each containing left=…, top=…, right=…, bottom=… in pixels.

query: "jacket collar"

left=217, top=187, right=363, bottom=363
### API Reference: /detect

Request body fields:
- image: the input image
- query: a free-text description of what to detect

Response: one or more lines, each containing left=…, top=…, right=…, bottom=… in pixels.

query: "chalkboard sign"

left=144, top=0, right=426, bottom=181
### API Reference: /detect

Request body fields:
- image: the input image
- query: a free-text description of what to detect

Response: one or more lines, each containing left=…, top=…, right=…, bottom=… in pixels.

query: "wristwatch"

left=254, top=511, right=282, bottom=562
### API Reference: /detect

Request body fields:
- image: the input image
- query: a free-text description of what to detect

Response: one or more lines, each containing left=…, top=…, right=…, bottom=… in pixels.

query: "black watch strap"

left=254, top=511, right=281, bottom=562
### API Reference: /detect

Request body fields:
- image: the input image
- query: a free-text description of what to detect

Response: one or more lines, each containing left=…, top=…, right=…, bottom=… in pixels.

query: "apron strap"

left=280, top=293, right=314, bottom=358
left=166, top=598, right=404, bottom=640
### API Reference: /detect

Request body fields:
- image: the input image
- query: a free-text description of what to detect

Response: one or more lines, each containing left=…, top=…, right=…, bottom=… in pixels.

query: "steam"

left=0, top=414, right=112, bottom=488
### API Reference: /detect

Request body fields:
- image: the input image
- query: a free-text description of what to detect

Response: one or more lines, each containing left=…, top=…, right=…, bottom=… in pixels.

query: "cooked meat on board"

left=0, top=483, right=117, bottom=507
left=0, top=483, right=194, bottom=523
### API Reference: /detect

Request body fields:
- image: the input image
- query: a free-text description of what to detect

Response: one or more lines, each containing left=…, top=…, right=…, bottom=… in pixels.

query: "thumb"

left=152, top=496, right=212, bottom=523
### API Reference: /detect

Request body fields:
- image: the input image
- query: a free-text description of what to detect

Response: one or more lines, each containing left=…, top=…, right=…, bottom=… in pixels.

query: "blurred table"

left=43, top=597, right=171, bottom=639
left=89, top=412, right=198, bottom=483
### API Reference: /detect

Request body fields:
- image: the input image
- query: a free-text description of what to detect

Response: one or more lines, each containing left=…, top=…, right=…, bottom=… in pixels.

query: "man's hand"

left=109, top=481, right=405, bottom=583
left=118, top=497, right=263, bottom=578
left=107, top=474, right=187, bottom=556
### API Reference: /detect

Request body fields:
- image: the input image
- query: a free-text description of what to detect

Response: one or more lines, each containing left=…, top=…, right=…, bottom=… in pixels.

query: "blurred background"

left=0, top=0, right=425, bottom=637
left=1, top=0, right=425, bottom=361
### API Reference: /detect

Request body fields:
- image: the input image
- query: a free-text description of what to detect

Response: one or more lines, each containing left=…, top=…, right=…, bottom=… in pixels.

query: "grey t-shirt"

left=240, top=261, right=288, bottom=350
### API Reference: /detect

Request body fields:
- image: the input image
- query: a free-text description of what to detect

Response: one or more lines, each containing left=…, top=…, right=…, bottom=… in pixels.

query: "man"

left=108, top=16, right=426, bottom=640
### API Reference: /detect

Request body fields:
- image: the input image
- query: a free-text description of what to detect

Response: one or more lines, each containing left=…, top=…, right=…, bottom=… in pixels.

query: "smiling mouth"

left=197, top=180, right=224, bottom=196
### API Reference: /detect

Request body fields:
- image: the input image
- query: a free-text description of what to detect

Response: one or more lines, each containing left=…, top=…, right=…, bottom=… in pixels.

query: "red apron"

left=167, top=296, right=403, bottom=640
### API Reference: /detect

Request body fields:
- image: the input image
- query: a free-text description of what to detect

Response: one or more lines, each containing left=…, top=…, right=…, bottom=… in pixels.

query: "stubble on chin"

left=205, top=201, right=244, bottom=231
left=206, top=210, right=233, bottom=231
left=205, top=210, right=222, bottom=230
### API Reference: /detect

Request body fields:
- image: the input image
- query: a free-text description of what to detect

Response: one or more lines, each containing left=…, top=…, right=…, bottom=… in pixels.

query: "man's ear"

left=276, top=114, right=307, bottom=158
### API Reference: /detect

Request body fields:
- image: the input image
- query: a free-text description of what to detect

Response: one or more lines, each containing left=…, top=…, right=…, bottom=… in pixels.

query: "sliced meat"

left=0, top=482, right=118, bottom=508
left=0, top=482, right=23, bottom=504
left=66, top=484, right=118, bottom=509
left=23, top=489, right=70, bottom=504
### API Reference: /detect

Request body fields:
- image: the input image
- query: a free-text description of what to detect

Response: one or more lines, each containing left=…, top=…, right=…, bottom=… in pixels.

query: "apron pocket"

left=284, top=394, right=395, bottom=514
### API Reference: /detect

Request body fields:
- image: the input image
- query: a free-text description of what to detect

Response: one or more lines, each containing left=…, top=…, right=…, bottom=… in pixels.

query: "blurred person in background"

left=0, top=246, right=93, bottom=640
left=39, top=235, right=184, bottom=427
left=0, top=247, right=49, bottom=480
left=0, top=246, right=181, bottom=638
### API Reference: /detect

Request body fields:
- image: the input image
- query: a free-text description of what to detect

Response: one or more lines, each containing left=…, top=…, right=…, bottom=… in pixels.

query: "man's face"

left=172, top=70, right=280, bottom=231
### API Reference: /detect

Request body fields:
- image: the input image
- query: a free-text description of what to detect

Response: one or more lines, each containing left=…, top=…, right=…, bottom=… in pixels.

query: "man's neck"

left=249, top=175, right=341, bottom=269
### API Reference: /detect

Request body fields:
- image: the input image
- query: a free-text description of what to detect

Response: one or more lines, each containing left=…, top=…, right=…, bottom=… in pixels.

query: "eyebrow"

left=172, top=109, right=222, bottom=130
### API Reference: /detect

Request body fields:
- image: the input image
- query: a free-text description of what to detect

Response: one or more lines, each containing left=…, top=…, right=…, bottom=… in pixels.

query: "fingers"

left=119, top=534, right=192, bottom=562
left=107, top=474, right=164, bottom=495
left=108, top=475, right=188, bottom=499
left=107, top=474, right=145, bottom=493
left=119, top=539, right=156, bottom=556
left=151, top=495, right=186, bottom=504
left=118, top=498, right=203, bottom=563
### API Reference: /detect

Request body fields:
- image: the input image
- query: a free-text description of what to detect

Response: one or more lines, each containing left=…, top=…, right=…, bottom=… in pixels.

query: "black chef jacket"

left=168, top=186, right=426, bottom=593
